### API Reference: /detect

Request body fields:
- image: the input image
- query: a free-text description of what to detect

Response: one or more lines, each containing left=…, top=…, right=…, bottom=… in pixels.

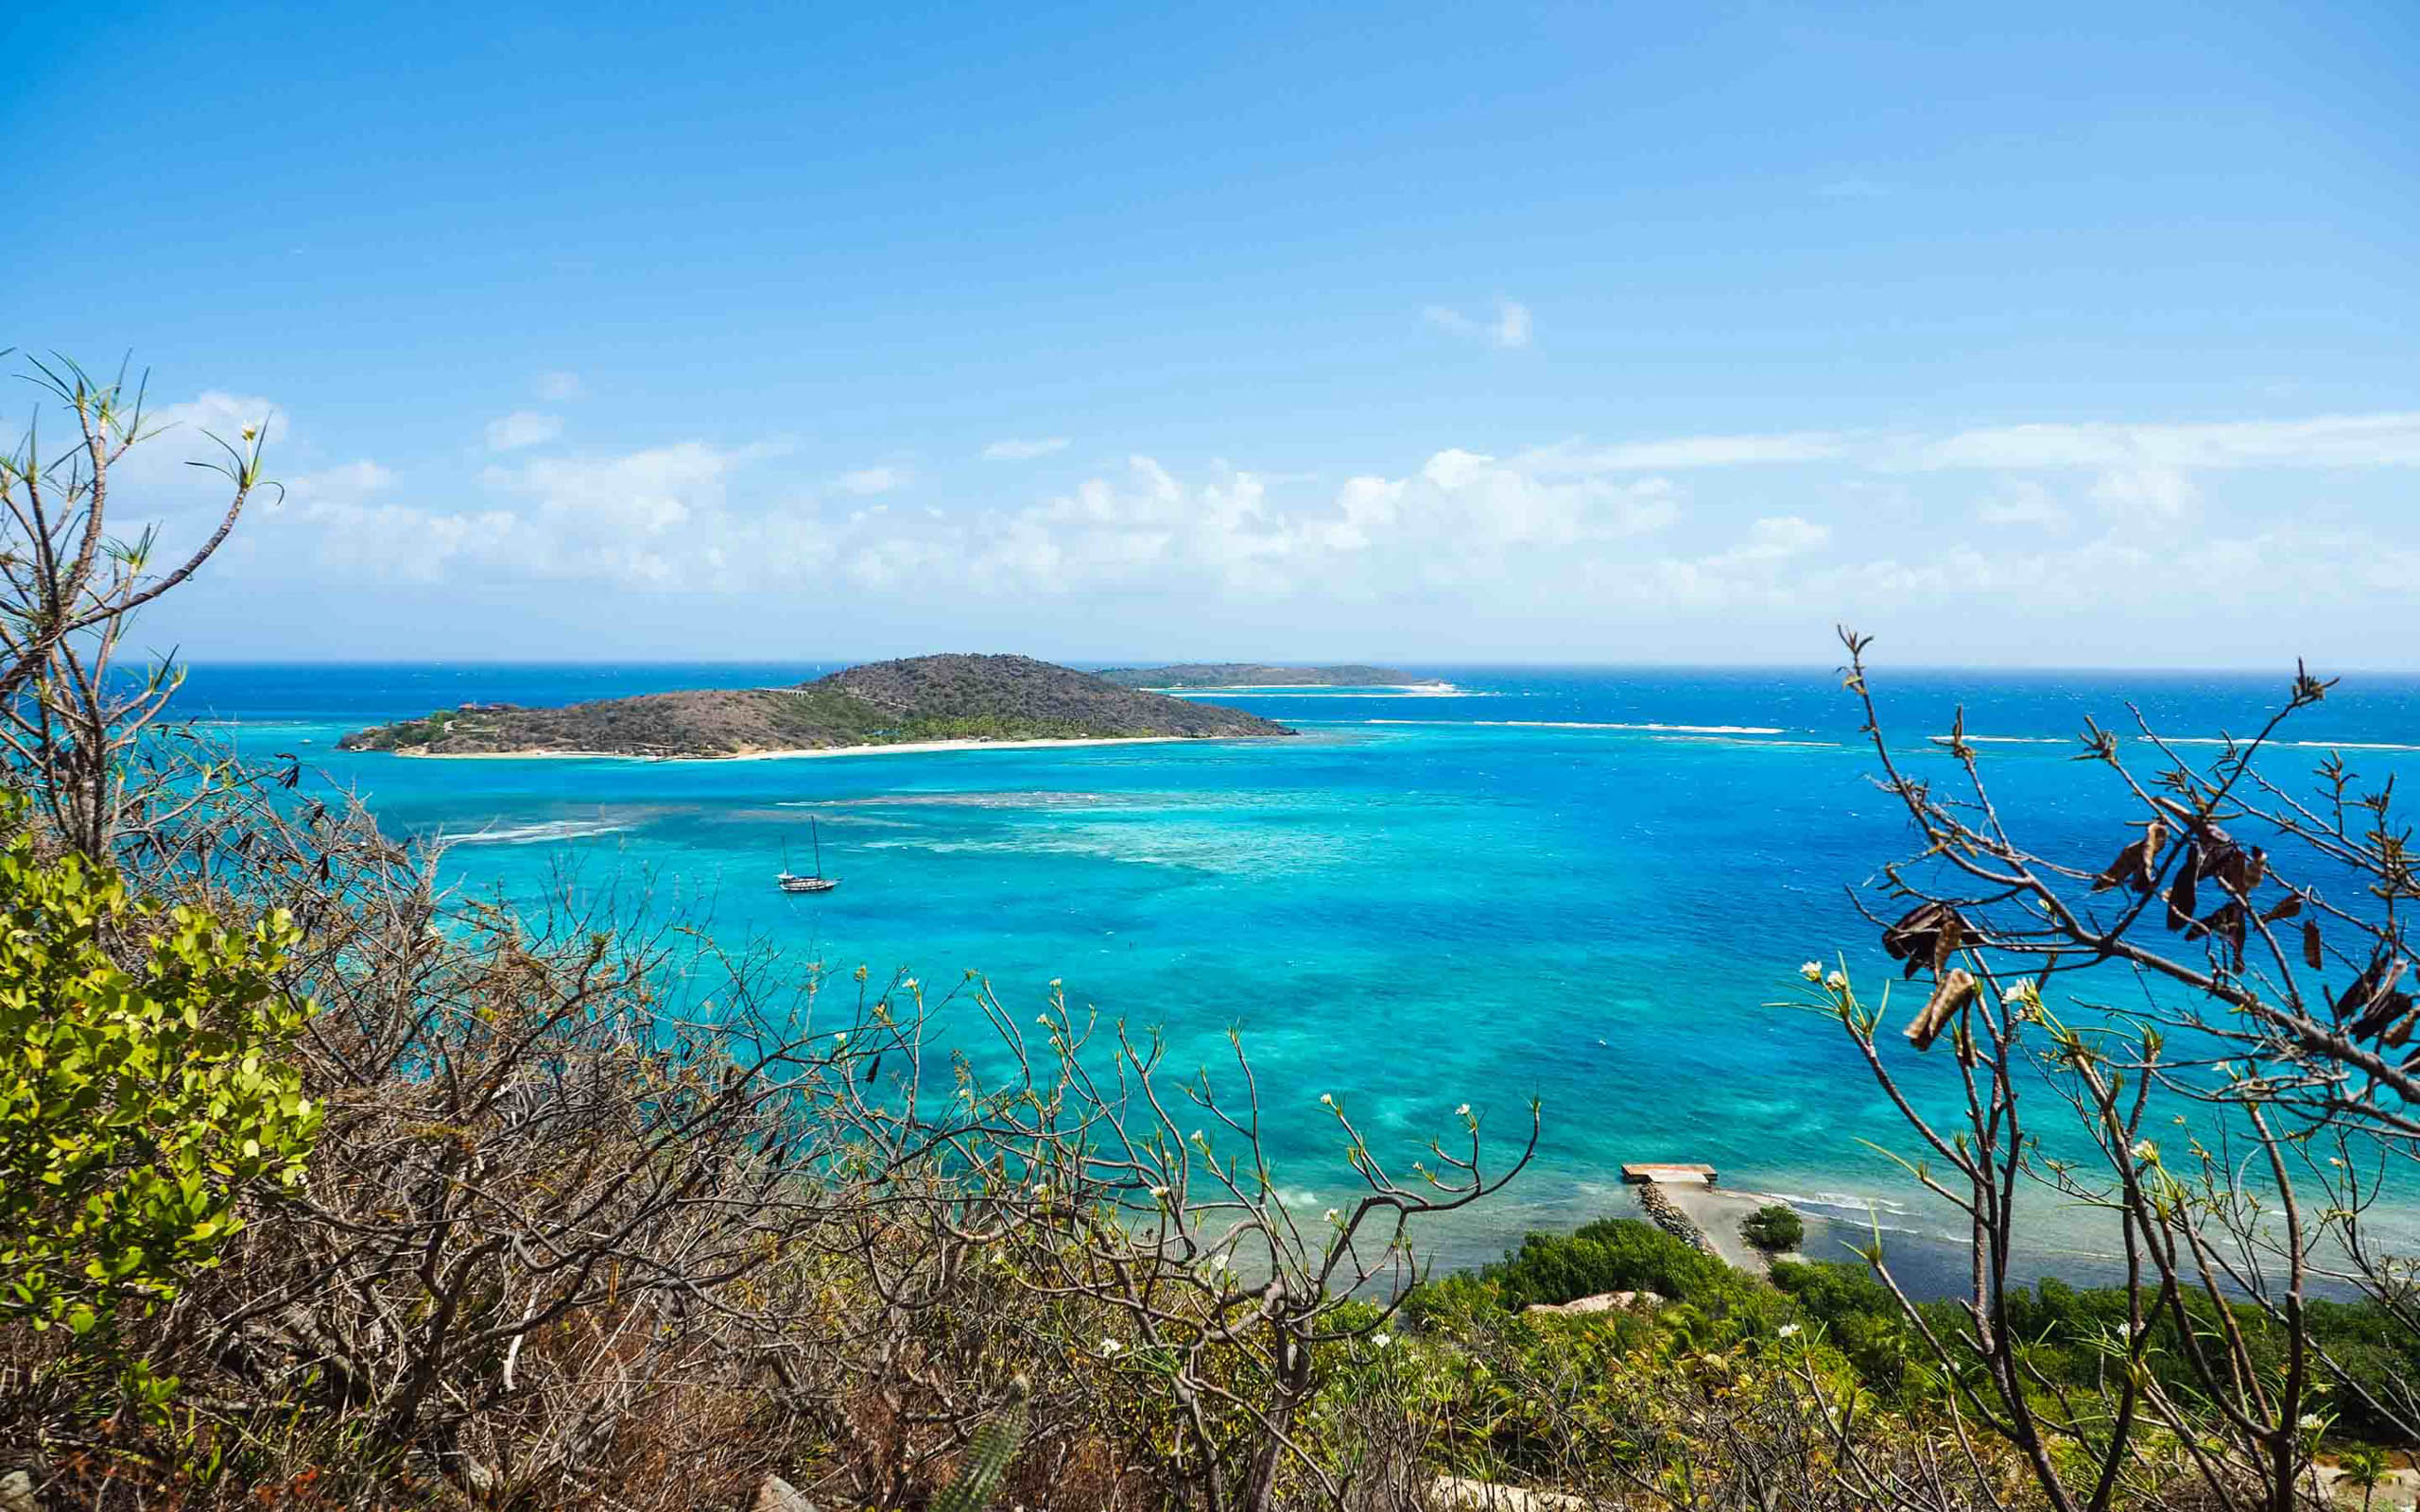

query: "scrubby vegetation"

left=5, top=354, right=2419, bottom=1509
left=0, top=807, right=320, bottom=1393
left=1739, top=1204, right=1804, bottom=1254
left=337, top=654, right=1293, bottom=757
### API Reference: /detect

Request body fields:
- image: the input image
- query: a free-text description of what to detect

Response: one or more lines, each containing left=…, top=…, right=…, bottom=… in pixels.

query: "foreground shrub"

left=0, top=816, right=319, bottom=1401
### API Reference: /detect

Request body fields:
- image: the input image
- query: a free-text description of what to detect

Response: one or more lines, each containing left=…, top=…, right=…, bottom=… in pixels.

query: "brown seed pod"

left=1904, top=968, right=1979, bottom=1052
left=1882, top=902, right=1966, bottom=980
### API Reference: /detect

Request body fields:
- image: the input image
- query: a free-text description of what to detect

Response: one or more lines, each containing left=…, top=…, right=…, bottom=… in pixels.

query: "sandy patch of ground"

left=1651, top=1183, right=1801, bottom=1278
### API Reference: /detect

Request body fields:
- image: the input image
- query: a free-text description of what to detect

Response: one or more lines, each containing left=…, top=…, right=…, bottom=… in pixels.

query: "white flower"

left=1149, top=1185, right=1170, bottom=1199
left=1323, top=1208, right=1340, bottom=1223
left=1778, top=1323, right=1802, bottom=1338
left=1037, top=1015, right=1052, bottom=1027
left=1800, top=961, right=1824, bottom=982
left=2328, top=1157, right=2345, bottom=1167
left=1455, top=1103, right=1471, bottom=1117
left=2298, top=1413, right=2324, bottom=1432
left=1824, top=971, right=1847, bottom=991
left=1319, top=1092, right=1336, bottom=1107
left=1371, top=1332, right=1392, bottom=1349
left=1099, top=1337, right=1122, bottom=1355
left=2132, top=1140, right=2159, bottom=1162
left=833, top=1032, right=848, bottom=1046
left=1190, top=1129, right=1206, bottom=1145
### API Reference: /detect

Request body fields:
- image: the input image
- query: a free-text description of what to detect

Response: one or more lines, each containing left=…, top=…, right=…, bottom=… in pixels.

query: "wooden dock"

left=1620, top=1162, right=1717, bottom=1187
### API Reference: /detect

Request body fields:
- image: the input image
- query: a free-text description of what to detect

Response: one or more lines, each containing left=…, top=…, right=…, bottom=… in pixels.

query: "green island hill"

left=335, top=653, right=1296, bottom=759
left=1094, top=662, right=1436, bottom=689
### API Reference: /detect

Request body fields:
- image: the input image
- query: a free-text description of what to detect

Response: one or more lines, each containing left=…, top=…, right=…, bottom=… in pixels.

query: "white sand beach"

left=1650, top=1182, right=1802, bottom=1278
left=392, top=734, right=1216, bottom=763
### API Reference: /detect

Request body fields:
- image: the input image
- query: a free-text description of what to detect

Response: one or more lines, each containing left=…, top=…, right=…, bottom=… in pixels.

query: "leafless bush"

left=818, top=984, right=1540, bottom=1511
left=0, top=352, right=267, bottom=858
left=1798, top=627, right=2420, bottom=1512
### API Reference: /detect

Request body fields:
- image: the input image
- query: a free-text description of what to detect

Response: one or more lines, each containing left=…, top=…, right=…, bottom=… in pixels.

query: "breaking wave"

left=786, top=791, right=1126, bottom=810
left=1771, top=1188, right=1910, bottom=1215
left=2150, top=737, right=2420, bottom=752
left=1365, top=718, right=1790, bottom=735
left=438, top=818, right=630, bottom=847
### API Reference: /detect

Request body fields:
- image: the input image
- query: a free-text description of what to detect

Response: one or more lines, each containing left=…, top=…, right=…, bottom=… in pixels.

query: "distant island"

left=336, top=654, right=1296, bottom=760
left=1096, top=662, right=1443, bottom=689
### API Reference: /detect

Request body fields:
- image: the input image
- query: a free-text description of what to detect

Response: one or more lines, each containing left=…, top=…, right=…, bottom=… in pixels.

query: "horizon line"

left=159, top=656, right=2420, bottom=679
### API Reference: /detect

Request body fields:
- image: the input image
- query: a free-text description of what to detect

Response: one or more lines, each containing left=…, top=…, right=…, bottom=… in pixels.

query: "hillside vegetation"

left=1094, top=662, right=1419, bottom=688
left=336, top=653, right=1294, bottom=757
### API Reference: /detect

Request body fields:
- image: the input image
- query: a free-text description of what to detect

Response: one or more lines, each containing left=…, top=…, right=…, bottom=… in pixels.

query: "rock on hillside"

left=337, top=654, right=1294, bottom=759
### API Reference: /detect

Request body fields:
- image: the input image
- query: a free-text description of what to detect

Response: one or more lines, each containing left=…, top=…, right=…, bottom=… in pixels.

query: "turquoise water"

left=172, top=663, right=2420, bottom=1280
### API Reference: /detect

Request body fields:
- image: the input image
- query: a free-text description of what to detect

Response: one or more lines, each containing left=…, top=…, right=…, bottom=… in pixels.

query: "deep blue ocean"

left=168, top=662, right=2420, bottom=1288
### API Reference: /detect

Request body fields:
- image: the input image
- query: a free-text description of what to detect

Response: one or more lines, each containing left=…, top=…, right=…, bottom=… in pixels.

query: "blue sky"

left=8, top=2, right=2417, bottom=665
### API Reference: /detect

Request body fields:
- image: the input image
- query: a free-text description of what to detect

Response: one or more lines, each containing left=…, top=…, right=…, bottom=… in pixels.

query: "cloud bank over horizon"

left=89, top=388, right=2420, bottom=668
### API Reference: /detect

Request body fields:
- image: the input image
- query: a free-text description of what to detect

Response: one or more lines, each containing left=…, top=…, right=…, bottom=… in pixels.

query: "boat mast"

left=812, top=816, right=823, bottom=879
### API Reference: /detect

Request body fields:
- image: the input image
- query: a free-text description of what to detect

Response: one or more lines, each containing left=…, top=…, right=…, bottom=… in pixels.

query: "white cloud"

left=1424, top=299, right=1532, bottom=350
left=982, top=437, right=1070, bottom=461
left=1520, top=414, right=2420, bottom=478
left=78, top=391, right=287, bottom=500
left=146, top=391, right=285, bottom=447
left=288, top=460, right=397, bottom=502
left=274, top=458, right=519, bottom=583
left=1523, top=432, right=1852, bottom=472
left=486, top=411, right=563, bottom=452
left=535, top=371, right=583, bottom=402
left=1909, top=414, right=2420, bottom=471
left=838, top=465, right=911, bottom=495
left=2089, top=465, right=2199, bottom=522
left=270, top=441, right=782, bottom=586
left=906, top=448, right=1685, bottom=601
left=1974, top=481, right=2070, bottom=530
left=1727, top=515, right=1830, bottom=561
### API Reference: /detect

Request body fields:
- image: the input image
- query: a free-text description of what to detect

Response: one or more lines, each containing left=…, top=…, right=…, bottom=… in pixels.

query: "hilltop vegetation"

left=337, top=653, right=1293, bottom=757
left=1093, top=662, right=1421, bottom=688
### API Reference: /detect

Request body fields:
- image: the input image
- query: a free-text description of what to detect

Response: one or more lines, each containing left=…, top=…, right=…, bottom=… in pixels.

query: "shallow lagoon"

left=173, top=662, right=2420, bottom=1283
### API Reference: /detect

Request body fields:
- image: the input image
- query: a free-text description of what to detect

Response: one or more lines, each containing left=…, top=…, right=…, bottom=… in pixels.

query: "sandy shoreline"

left=385, top=734, right=1223, bottom=763
left=1650, top=1182, right=1798, bottom=1277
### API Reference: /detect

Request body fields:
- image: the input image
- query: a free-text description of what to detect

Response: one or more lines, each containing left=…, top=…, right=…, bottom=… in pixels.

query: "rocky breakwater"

left=1635, top=1181, right=1720, bottom=1258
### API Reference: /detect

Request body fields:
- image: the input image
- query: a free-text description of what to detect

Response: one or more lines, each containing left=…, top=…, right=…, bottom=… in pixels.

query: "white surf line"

left=1363, top=718, right=1791, bottom=735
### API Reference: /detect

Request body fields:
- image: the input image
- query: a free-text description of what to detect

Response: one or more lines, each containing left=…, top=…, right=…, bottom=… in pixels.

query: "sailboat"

left=777, top=816, right=839, bottom=893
